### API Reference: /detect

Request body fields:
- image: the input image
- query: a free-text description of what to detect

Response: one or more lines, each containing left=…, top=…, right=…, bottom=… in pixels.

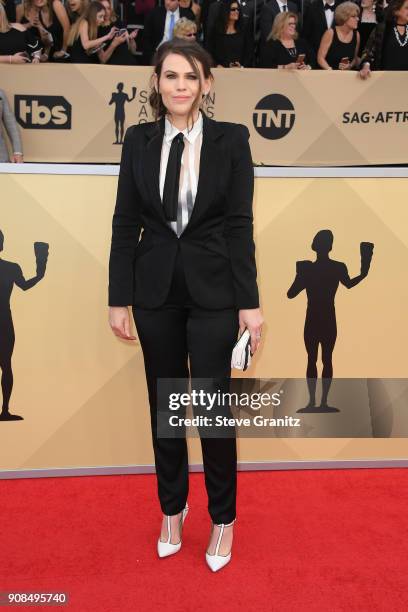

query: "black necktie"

left=163, top=132, right=185, bottom=222
left=324, top=3, right=335, bottom=10
left=282, top=4, right=288, bottom=11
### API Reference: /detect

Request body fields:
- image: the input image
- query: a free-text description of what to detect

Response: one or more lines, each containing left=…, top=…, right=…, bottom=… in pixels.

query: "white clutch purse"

left=231, top=329, right=252, bottom=371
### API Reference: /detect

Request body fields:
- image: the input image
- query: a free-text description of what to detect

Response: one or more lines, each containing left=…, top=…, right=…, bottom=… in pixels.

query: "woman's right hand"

left=11, top=52, right=30, bottom=64
left=112, top=32, right=127, bottom=47
left=109, top=307, right=137, bottom=341
left=106, top=26, right=118, bottom=40
left=283, top=62, right=298, bottom=70
left=359, top=63, right=371, bottom=79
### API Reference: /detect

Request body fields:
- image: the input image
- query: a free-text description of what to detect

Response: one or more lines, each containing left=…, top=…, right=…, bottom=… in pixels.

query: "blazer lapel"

left=141, top=111, right=224, bottom=231
left=142, top=116, right=167, bottom=223
left=184, top=112, right=224, bottom=233
left=319, top=4, right=328, bottom=30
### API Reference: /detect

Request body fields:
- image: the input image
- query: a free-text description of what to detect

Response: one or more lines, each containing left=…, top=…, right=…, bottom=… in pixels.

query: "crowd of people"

left=0, top=0, right=407, bottom=71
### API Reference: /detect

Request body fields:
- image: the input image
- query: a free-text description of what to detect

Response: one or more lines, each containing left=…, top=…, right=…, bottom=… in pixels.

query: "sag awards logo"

left=253, top=94, right=295, bottom=140
left=14, top=95, right=72, bottom=129
left=107, top=83, right=216, bottom=146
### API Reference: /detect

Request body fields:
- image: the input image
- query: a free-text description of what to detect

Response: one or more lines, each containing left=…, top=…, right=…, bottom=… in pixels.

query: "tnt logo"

left=253, top=94, right=295, bottom=140
left=14, top=95, right=72, bottom=129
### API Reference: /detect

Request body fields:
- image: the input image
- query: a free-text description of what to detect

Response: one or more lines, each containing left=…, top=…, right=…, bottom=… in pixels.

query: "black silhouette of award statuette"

left=287, top=230, right=374, bottom=414
left=109, top=83, right=137, bottom=145
left=0, top=234, right=49, bottom=421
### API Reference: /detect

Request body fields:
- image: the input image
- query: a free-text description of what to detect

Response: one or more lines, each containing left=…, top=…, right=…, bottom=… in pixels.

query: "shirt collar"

left=164, top=110, right=203, bottom=145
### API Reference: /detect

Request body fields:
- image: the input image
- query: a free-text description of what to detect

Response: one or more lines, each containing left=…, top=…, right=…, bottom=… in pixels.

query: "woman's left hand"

left=238, top=308, right=264, bottom=355
left=11, top=154, right=24, bottom=163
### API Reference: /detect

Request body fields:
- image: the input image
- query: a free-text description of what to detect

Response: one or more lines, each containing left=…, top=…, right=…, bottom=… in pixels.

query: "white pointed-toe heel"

left=157, top=503, right=189, bottom=558
left=205, top=518, right=236, bottom=572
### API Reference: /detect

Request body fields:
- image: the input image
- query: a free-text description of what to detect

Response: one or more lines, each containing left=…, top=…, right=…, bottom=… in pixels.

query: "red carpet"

left=1, top=468, right=407, bottom=611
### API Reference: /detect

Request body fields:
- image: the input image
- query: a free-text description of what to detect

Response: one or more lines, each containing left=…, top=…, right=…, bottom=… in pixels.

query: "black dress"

left=68, top=35, right=101, bottom=63
left=382, top=25, right=408, bottom=70
left=326, top=27, right=358, bottom=69
left=21, top=12, right=64, bottom=59
left=0, top=27, right=40, bottom=57
left=259, top=38, right=316, bottom=68
left=358, top=20, right=376, bottom=54
left=97, top=24, right=139, bottom=65
left=207, top=25, right=253, bottom=67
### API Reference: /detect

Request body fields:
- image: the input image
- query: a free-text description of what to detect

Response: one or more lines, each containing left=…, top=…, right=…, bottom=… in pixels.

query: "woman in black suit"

left=108, top=38, right=263, bottom=572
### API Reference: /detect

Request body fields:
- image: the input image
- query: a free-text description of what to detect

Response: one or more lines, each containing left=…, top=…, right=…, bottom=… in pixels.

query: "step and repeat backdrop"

left=1, top=172, right=408, bottom=471
left=1, top=65, right=408, bottom=166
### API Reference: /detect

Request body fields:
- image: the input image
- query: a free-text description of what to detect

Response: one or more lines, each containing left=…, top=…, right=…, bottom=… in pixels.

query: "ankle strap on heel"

left=165, top=514, right=172, bottom=544
left=163, top=504, right=188, bottom=544
left=213, top=519, right=236, bottom=556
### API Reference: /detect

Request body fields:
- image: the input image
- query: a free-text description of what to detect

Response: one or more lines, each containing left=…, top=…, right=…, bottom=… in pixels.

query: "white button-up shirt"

left=323, top=0, right=335, bottom=29
left=277, top=0, right=289, bottom=12
left=159, top=110, right=203, bottom=237
left=159, top=7, right=180, bottom=47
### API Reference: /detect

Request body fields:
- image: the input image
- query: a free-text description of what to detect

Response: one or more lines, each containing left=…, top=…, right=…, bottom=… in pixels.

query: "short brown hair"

left=149, top=38, right=214, bottom=131
left=334, top=1, right=360, bottom=25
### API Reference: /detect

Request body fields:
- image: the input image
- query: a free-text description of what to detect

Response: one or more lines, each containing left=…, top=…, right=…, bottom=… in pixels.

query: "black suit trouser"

left=132, top=248, right=239, bottom=524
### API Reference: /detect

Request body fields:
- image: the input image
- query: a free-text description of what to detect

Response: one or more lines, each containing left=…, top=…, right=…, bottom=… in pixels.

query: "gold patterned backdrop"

left=1, top=65, right=407, bottom=165
left=1, top=174, right=407, bottom=471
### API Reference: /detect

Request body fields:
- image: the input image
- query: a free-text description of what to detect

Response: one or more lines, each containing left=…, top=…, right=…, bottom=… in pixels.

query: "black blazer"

left=108, top=112, right=259, bottom=310
left=302, top=0, right=342, bottom=52
left=142, top=6, right=196, bottom=64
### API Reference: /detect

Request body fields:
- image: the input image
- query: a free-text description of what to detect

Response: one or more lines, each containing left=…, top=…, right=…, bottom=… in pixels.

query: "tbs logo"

left=15, top=95, right=72, bottom=129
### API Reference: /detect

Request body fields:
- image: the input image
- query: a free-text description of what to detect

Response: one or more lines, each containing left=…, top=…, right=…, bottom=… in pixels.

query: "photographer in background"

left=0, top=89, right=23, bottom=163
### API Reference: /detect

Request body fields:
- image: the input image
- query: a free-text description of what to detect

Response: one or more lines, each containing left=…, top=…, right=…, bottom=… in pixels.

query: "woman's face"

left=101, top=0, right=111, bottom=20
left=283, top=18, right=297, bottom=39
left=228, top=3, right=240, bottom=21
left=68, top=0, right=81, bottom=13
left=394, top=0, right=408, bottom=24
left=156, top=53, right=210, bottom=119
left=96, top=9, right=105, bottom=24
left=180, top=27, right=197, bottom=40
left=345, top=12, right=360, bottom=29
